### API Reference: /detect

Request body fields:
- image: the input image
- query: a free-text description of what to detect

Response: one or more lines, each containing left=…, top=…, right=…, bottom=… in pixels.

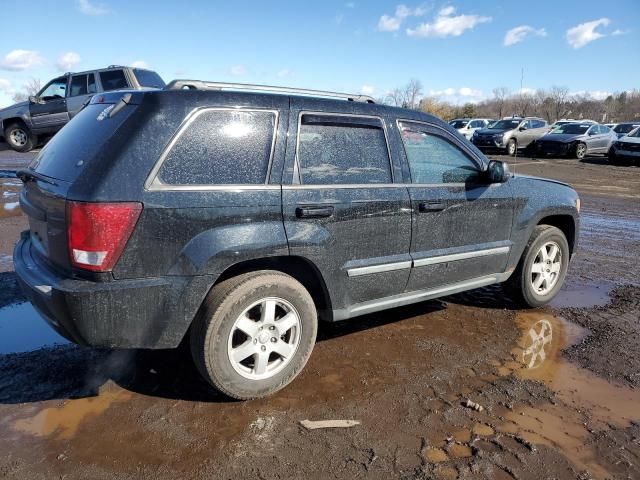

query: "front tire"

left=574, top=142, right=587, bottom=160
left=506, top=225, right=570, bottom=308
left=507, top=138, right=518, bottom=156
left=190, top=271, right=318, bottom=400
left=4, top=122, right=36, bottom=152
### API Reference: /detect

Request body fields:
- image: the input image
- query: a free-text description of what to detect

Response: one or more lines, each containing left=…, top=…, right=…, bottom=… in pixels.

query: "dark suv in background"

left=14, top=81, right=580, bottom=399
left=0, top=65, right=164, bottom=152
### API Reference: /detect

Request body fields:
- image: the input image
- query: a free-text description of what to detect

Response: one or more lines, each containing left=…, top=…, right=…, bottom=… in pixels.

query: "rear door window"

left=87, top=73, right=97, bottom=93
left=156, top=109, right=277, bottom=185
left=99, top=69, right=128, bottom=91
left=296, top=114, right=392, bottom=185
left=69, top=74, right=88, bottom=96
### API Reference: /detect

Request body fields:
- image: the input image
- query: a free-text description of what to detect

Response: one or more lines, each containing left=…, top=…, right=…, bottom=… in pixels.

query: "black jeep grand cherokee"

left=14, top=81, right=580, bottom=399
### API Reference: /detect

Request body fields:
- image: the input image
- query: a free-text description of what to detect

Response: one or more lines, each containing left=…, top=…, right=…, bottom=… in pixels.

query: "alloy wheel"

left=530, top=241, right=562, bottom=295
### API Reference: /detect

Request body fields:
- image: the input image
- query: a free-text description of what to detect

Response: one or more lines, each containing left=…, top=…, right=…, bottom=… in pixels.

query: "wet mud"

left=0, top=155, right=638, bottom=479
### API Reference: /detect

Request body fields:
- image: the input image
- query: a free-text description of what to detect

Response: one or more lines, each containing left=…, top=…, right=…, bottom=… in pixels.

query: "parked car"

left=471, top=116, right=549, bottom=156
left=0, top=65, right=165, bottom=152
left=449, top=118, right=494, bottom=140
left=14, top=81, right=580, bottom=399
left=549, top=119, right=596, bottom=131
left=611, top=122, right=640, bottom=139
left=533, top=123, right=617, bottom=159
left=608, top=126, right=640, bottom=165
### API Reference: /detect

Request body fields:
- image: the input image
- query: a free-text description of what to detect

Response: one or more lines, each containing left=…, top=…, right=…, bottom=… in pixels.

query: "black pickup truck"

left=14, top=81, right=580, bottom=399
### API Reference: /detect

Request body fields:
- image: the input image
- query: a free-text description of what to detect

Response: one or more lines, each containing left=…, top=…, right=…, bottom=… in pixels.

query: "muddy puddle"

left=0, top=177, right=22, bottom=219
left=495, top=310, right=640, bottom=478
left=0, top=302, right=68, bottom=354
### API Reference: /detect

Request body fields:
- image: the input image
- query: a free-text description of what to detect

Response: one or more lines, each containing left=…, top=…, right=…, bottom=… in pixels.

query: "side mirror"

left=519, top=126, right=527, bottom=131
left=487, top=160, right=510, bottom=183
left=588, top=130, right=595, bottom=136
left=28, top=96, right=42, bottom=104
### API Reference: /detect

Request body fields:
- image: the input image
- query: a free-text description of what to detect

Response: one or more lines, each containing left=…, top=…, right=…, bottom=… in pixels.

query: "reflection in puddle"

left=0, top=177, right=23, bottom=218
left=13, top=388, right=132, bottom=439
left=0, top=302, right=69, bottom=354
left=499, top=311, right=640, bottom=478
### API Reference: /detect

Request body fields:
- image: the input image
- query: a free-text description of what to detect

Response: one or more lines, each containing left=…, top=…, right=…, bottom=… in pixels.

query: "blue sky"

left=0, top=0, right=637, bottom=107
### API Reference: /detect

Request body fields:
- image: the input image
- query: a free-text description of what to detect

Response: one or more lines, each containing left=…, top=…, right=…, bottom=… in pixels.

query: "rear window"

left=31, top=102, right=137, bottom=182
left=614, top=124, right=640, bottom=134
left=99, top=70, right=128, bottom=91
left=133, top=69, right=165, bottom=88
left=157, top=109, right=276, bottom=185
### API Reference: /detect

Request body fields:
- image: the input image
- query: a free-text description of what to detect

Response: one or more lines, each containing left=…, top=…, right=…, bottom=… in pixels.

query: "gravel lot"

left=0, top=143, right=638, bottom=480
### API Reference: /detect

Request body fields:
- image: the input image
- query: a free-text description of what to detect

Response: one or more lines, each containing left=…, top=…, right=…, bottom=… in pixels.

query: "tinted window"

left=158, top=109, right=276, bottom=185
left=614, top=123, right=640, bottom=134
left=87, top=73, right=97, bottom=94
left=297, top=115, right=391, bottom=185
left=628, top=127, right=640, bottom=138
left=38, top=77, right=67, bottom=100
left=70, top=74, right=88, bottom=96
left=133, top=69, right=165, bottom=88
left=469, top=120, right=482, bottom=128
left=532, top=120, right=546, bottom=128
left=99, top=70, right=128, bottom=91
left=399, top=122, right=480, bottom=184
left=490, top=119, right=520, bottom=129
left=449, top=120, right=468, bottom=129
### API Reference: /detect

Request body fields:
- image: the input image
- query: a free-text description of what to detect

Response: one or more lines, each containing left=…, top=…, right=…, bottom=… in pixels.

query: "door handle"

left=418, top=202, right=446, bottom=213
left=295, top=206, right=334, bottom=218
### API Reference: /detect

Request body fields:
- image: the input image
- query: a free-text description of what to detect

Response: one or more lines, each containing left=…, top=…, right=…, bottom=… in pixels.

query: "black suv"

left=0, top=65, right=165, bottom=152
left=14, top=81, right=580, bottom=399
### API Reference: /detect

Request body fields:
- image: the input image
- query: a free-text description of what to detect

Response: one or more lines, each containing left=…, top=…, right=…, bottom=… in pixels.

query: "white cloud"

left=0, top=49, right=44, bottom=71
left=56, top=52, right=81, bottom=71
left=519, top=87, right=537, bottom=96
left=131, top=60, right=149, bottom=69
left=612, top=29, right=629, bottom=36
left=277, top=69, right=292, bottom=78
left=428, top=86, right=485, bottom=104
left=566, top=18, right=610, bottom=49
left=361, top=84, right=375, bottom=95
left=346, top=2, right=356, bottom=8
left=229, top=65, right=246, bottom=76
left=335, top=13, right=345, bottom=25
left=504, top=25, right=547, bottom=46
left=78, top=0, right=110, bottom=15
left=377, top=4, right=428, bottom=32
left=406, top=6, right=491, bottom=38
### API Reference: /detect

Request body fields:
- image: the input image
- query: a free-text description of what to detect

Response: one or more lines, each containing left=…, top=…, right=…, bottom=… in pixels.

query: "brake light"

left=67, top=201, right=142, bottom=272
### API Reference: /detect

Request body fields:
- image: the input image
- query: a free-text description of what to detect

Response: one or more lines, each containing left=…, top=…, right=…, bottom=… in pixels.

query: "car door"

left=585, top=125, right=600, bottom=152
left=395, top=120, right=514, bottom=292
left=29, top=76, right=69, bottom=129
left=66, top=73, right=97, bottom=118
left=282, top=100, right=412, bottom=315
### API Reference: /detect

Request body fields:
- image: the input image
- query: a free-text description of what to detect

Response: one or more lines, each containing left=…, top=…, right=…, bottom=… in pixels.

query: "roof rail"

left=164, top=80, right=376, bottom=103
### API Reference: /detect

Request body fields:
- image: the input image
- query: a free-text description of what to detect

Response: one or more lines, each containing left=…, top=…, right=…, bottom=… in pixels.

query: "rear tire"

left=505, top=225, right=569, bottom=308
left=4, top=122, right=36, bottom=152
left=190, top=270, right=317, bottom=400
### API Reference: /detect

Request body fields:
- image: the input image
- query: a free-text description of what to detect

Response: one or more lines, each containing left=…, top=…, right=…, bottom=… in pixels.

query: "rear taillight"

left=67, top=201, right=142, bottom=272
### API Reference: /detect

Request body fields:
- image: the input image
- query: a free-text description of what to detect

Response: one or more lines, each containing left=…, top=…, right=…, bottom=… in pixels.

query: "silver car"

left=533, top=123, right=618, bottom=159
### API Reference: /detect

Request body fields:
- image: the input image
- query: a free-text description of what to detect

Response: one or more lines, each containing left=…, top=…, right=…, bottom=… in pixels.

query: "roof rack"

left=164, top=80, right=376, bottom=103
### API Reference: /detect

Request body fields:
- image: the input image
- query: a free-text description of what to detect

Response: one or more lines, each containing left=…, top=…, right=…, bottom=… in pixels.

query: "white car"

left=609, top=126, right=640, bottom=165
left=449, top=118, right=494, bottom=140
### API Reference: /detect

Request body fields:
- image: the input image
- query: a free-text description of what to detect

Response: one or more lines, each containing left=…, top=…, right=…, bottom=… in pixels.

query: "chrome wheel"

left=576, top=143, right=587, bottom=159
left=508, top=139, right=517, bottom=156
left=530, top=241, right=562, bottom=295
left=227, top=297, right=301, bottom=380
left=9, top=128, right=27, bottom=147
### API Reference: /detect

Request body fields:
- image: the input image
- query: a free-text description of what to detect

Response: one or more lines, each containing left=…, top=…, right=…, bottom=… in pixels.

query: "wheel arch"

left=214, top=255, right=334, bottom=322
left=537, top=215, right=576, bottom=255
left=2, top=116, right=29, bottom=133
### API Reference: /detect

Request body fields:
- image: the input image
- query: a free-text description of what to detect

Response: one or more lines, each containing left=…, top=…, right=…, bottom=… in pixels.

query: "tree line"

left=381, top=80, right=640, bottom=124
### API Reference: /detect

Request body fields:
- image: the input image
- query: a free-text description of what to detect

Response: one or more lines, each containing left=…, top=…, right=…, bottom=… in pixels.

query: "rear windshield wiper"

left=16, top=169, right=58, bottom=186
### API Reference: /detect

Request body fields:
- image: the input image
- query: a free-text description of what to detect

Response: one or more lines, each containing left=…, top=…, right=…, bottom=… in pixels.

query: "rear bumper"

left=13, top=232, right=215, bottom=349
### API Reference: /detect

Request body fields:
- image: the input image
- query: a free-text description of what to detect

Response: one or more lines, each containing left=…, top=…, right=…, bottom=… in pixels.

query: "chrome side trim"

left=347, top=260, right=412, bottom=277
left=145, top=107, right=280, bottom=192
left=332, top=273, right=510, bottom=321
left=413, top=246, right=511, bottom=267
left=282, top=183, right=405, bottom=190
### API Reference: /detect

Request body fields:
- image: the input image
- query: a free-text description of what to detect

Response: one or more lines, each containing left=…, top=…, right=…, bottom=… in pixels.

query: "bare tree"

left=419, top=97, right=454, bottom=120
left=492, top=87, right=510, bottom=119
left=12, top=78, right=43, bottom=103
left=384, top=79, right=423, bottom=109
left=549, top=86, right=570, bottom=121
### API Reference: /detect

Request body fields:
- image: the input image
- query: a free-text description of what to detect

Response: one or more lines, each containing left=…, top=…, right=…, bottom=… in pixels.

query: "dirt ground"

left=0, top=147, right=639, bottom=480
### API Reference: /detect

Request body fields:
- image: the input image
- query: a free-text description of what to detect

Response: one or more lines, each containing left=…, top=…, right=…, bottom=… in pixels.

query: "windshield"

left=490, top=119, right=520, bottom=130
left=449, top=120, right=468, bottom=129
left=627, top=127, right=640, bottom=138
left=614, top=124, right=640, bottom=134
left=551, top=124, right=590, bottom=134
